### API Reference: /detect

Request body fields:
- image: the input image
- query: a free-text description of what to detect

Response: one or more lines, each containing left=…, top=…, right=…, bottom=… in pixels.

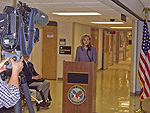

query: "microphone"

left=86, top=45, right=91, bottom=62
left=34, top=8, right=49, bottom=27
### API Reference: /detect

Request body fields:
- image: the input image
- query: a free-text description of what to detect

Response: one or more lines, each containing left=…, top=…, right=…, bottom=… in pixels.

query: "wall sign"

left=59, top=38, right=66, bottom=45
left=59, top=46, right=71, bottom=54
left=47, top=32, right=54, bottom=38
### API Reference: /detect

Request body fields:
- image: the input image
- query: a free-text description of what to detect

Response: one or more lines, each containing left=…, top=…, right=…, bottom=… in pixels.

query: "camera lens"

left=12, top=56, right=17, bottom=61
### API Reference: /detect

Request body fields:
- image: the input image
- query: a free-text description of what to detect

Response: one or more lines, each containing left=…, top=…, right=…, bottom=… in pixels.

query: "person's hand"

left=0, top=57, right=10, bottom=73
left=8, top=57, right=23, bottom=88
left=32, top=75, right=41, bottom=80
left=10, top=57, right=24, bottom=76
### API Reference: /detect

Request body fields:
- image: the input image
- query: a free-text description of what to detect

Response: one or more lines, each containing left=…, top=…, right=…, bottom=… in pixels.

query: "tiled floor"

left=23, top=58, right=150, bottom=113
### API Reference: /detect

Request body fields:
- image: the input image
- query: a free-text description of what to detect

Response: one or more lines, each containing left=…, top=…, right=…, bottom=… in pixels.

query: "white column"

left=123, top=33, right=127, bottom=61
left=130, top=20, right=138, bottom=95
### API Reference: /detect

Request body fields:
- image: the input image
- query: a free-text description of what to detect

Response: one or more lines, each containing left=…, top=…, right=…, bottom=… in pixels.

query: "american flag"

left=138, top=20, right=150, bottom=101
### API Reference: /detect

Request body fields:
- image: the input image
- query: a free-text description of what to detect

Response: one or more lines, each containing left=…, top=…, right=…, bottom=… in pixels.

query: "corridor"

left=23, top=58, right=150, bottom=113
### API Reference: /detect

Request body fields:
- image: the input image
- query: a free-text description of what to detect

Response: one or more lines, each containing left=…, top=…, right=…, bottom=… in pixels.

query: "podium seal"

left=68, top=86, right=86, bottom=104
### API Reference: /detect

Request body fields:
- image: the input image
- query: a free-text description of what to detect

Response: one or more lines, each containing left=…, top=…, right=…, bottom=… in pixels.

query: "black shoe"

left=36, top=102, right=50, bottom=107
left=47, top=101, right=51, bottom=106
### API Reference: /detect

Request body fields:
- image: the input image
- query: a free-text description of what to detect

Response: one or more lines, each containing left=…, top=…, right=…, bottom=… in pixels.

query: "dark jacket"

left=22, top=60, right=39, bottom=85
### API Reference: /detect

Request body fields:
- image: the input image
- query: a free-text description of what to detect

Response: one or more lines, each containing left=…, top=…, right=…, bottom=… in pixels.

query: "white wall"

left=73, top=23, right=91, bottom=60
left=30, top=22, right=103, bottom=79
left=57, top=22, right=93, bottom=78
left=57, top=22, right=74, bottom=79
left=97, top=28, right=103, bottom=69
left=31, top=26, right=43, bottom=76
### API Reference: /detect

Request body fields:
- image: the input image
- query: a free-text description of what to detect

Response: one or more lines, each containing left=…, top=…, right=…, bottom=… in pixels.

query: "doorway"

left=91, top=28, right=99, bottom=65
left=42, top=25, right=57, bottom=79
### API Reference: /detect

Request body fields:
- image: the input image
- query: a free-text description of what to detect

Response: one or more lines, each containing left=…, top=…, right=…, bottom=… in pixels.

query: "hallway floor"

left=23, top=58, right=150, bottom=113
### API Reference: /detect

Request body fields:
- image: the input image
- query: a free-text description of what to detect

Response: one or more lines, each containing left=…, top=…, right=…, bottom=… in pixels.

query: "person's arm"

left=0, top=57, right=23, bottom=108
left=0, top=78, right=20, bottom=108
left=75, top=47, right=80, bottom=62
left=29, top=62, right=41, bottom=79
left=0, top=57, right=10, bottom=73
left=92, top=47, right=97, bottom=63
left=32, top=75, right=41, bottom=79
left=31, top=63, right=39, bottom=76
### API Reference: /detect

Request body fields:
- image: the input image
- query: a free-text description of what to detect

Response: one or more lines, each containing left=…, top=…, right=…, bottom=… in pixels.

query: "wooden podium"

left=63, top=61, right=96, bottom=113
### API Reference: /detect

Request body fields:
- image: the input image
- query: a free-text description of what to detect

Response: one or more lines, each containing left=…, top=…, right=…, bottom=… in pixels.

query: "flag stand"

left=134, top=101, right=147, bottom=113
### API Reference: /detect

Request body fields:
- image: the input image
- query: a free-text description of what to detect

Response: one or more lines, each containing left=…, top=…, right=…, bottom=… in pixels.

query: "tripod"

left=14, top=71, right=35, bottom=113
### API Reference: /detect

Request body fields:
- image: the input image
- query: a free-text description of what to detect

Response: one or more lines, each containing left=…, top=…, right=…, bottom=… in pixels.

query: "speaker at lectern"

left=63, top=61, right=96, bottom=113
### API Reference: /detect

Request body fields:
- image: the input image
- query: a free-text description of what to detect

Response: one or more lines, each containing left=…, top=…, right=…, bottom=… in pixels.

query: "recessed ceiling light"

left=91, top=22, right=124, bottom=24
left=52, top=12, right=101, bottom=15
left=110, top=27, right=132, bottom=29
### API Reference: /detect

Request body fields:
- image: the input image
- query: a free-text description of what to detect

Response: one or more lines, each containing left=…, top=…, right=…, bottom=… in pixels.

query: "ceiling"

left=140, top=0, right=150, bottom=7
left=0, top=0, right=150, bottom=29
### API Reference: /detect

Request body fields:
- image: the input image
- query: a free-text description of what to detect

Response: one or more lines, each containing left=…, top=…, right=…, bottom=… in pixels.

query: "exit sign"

left=110, top=31, right=115, bottom=34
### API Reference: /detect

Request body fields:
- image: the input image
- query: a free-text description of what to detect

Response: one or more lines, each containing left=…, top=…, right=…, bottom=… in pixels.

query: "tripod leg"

left=14, top=98, right=22, bottom=113
left=22, top=82, right=35, bottom=113
left=20, top=72, right=35, bottom=113
left=14, top=85, right=22, bottom=113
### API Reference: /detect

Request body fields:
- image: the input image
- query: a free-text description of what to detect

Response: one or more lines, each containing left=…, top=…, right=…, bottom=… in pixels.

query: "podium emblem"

left=68, top=86, right=86, bottom=104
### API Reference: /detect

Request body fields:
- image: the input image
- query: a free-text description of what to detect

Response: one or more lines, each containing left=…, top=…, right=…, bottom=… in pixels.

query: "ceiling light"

left=52, top=12, right=101, bottom=15
left=110, top=27, right=132, bottom=29
left=91, top=22, right=124, bottom=24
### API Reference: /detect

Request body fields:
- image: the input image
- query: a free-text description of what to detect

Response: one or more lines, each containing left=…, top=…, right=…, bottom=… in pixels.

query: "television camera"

left=0, top=1, right=49, bottom=113
left=0, top=1, right=49, bottom=69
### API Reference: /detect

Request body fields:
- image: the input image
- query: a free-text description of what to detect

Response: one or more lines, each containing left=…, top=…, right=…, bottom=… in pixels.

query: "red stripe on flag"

left=138, top=51, right=150, bottom=100
left=138, top=20, right=150, bottom=101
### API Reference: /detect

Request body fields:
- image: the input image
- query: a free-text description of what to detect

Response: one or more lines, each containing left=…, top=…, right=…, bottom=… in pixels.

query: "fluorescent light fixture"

left=110, top=27, right=132, bottom=29
left=52, top=12, right=101, bottom=15
left=91, top=22, right=124, bottom=24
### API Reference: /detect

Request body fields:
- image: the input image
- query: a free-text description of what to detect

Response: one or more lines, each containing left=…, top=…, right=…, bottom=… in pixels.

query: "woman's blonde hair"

left=81, top=34, right=91, bottom=46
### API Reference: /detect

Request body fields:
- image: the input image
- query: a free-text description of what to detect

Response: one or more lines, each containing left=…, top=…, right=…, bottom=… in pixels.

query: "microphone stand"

left=86, top=45, right=91, bottom=62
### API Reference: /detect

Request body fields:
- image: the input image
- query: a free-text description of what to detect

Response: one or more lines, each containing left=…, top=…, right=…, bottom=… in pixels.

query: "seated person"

left=22, top=55, right=52, bottom=107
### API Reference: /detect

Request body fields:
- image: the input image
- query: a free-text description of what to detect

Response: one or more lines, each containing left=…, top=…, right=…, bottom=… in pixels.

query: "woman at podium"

left=75, top=34, right=97, bottom=63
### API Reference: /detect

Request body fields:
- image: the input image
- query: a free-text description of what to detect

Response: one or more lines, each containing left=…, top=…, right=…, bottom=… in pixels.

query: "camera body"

left=0, top=1, right=48, bottom=69
left=2, top=50, right=21, bottom=69
left=0, top=5, right=39, bottom=51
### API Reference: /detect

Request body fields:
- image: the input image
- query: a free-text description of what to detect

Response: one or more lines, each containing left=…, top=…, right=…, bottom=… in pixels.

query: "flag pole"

left=134, top=101, right=147, bottom=113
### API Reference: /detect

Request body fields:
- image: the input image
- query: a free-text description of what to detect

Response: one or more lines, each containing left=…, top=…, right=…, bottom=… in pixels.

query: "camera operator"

left=0, top=57, right=23, bottom=113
